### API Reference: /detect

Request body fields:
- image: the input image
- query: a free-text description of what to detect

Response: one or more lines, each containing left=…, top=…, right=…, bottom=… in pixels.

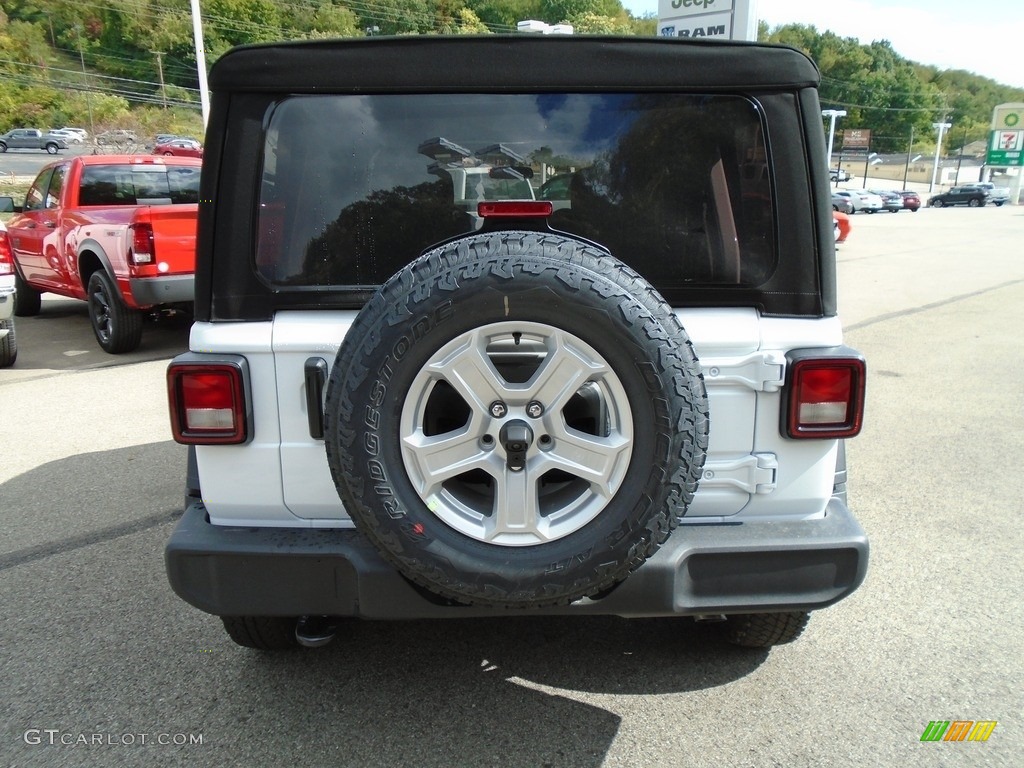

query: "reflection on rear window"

left=79, top=165, right=201, bottom=206
left=257, top=93, right=775, bottom=288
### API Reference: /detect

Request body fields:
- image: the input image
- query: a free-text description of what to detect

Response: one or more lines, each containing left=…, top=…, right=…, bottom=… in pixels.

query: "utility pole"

left=154, top=51, right=168, bottom=109
left=930, top=121, right=952, bottom=192
left=76, top=27, right=96, bottom=138
left=902, top=126, right=915, bottom=188
left=953, top=124, right=969, bottom=185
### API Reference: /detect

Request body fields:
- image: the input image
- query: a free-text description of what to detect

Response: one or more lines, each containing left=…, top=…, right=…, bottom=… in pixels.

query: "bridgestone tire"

left=13, top=273, right=41, bottom=317
left=721, top=612, right=810, bottom=648
left=87, top=270, right=143, bottom=353
left=221, top=616, right=299, bottom=650
left=0, top=318, right=16, bottom=368
left=324, top=231, right=708, bottom=609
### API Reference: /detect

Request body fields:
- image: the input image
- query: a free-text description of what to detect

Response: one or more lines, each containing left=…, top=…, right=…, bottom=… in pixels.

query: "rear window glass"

left=79, top=164, right=201, bottom=206
left=256, top=93, right=775, bottom=288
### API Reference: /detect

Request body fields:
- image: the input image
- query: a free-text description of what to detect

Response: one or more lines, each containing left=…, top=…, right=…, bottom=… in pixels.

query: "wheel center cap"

left=499, top=420, right=534, bottom=472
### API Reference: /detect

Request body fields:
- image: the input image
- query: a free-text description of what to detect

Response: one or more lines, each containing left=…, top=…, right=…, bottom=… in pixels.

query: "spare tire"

left=324, top=231, right=708, bottom=608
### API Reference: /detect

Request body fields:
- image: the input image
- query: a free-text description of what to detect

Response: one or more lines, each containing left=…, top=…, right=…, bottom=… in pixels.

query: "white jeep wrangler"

left=165, top=36, right=868, bottom=650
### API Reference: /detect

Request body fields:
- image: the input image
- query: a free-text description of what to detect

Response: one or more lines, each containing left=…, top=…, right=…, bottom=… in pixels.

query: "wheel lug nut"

left=489, top=401, right=508, bottom=418
left=526, top=401, right=544, bottom=418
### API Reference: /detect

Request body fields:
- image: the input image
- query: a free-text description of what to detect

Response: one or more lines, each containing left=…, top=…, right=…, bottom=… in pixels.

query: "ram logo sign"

left=660, top=20, right=729, bottom=38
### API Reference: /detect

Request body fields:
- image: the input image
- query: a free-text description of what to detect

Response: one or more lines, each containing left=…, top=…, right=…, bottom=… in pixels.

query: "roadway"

left=1, top=205, right=1021, bottom=766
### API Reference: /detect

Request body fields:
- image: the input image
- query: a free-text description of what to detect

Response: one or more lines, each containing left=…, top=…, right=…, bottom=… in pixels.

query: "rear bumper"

left=128, top=275, right=194, bottom=306
left=166, top=498, right=869, bottom=619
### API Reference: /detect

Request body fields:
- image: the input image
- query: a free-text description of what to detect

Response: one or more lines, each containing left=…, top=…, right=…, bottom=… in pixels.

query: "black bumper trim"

left=165, top=499, right=869, bottom=618
left=128, top=275, right=194, bottom=306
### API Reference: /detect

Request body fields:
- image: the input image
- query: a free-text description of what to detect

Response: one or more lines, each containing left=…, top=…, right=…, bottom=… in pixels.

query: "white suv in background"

left=0, top=221, right=17, bottom=367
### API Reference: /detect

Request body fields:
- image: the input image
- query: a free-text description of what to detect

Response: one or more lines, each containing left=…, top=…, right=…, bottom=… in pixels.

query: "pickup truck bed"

left=5, top=154, right=201, bottom=352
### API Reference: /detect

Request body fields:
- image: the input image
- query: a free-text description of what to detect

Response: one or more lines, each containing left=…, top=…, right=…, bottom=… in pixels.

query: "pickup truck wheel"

left=221, top=616, right=299, bottom=650
left=0, top=318, right=16, bottom=368
left=721, top=612, right=810, bottom=647
left=324, top=231, right=709, bottom=609
left=87, top=270, right=143, bottom=353
left=13, top=273, right=41, bottom=317
left=45, top=143, right=59, bottom=155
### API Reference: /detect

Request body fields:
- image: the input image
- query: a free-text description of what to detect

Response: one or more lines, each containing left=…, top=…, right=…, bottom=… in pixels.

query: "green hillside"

left=0, top=2, right=1020, bottom=153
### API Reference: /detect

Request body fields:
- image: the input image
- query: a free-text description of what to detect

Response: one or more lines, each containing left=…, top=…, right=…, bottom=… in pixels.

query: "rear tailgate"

left=141, top=204, right=199, bottom=277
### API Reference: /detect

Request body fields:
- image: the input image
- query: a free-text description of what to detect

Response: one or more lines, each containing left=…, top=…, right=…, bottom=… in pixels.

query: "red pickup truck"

left=4, top=154, right=201, bottom=353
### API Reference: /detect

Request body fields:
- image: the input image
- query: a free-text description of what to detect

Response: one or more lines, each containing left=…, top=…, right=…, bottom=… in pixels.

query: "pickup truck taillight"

left=783, top=349, right=866, bottom=439
left=129, top=223, right=155, bottom=265
left=167, top=356, right=252, bottom=445
left=0, top=229, right=13, bottom=274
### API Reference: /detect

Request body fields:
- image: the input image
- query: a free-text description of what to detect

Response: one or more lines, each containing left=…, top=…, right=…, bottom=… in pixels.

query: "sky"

left=621, top=0, right=1024, bottom=89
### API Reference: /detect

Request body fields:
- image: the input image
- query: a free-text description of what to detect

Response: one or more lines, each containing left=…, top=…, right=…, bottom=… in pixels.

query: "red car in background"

left=833, top=210, right=851, bottom=243
left=899, top=191, right=921, bottom=211
left=153, top=138, right=203, bottom=158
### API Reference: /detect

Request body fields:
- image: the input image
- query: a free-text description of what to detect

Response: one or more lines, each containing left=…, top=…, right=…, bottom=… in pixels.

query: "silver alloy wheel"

left=400, top=321, right=634, bottom=546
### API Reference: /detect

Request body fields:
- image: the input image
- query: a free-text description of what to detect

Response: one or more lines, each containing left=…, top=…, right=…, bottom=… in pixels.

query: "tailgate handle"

left=304, top=357, right=328, bottom=440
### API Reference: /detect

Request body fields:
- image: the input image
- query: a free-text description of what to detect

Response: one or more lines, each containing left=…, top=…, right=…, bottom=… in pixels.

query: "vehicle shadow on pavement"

left=0, top=441, right=188, bottom=561
left=313, top=614, right=771, bottom=694
left=9, top=296, right=190, bottom=372
left=214, top=618, right=768, bottom=765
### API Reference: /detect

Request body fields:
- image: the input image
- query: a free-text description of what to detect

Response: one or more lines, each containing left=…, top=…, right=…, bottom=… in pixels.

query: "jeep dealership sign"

left=658, top=0, right=758, bottom=41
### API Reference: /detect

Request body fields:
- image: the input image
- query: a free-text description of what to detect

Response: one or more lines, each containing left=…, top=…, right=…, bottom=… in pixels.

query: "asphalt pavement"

left=0, top=205, right=1021, bottom=767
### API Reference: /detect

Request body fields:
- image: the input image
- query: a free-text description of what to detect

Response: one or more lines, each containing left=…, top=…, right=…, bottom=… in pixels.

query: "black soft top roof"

left=209, top=35, right=819, bottom=93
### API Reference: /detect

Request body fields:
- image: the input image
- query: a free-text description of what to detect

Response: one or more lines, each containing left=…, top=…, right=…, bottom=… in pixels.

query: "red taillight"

left=478, top=201, right=553, bottom=218
left=167, top=363, right=248, bottom=444
left=129, top=223, right=155, bottom=265
left=786, top=358, right=866, bottom=439
left=0, top=229, right=13, bottom=275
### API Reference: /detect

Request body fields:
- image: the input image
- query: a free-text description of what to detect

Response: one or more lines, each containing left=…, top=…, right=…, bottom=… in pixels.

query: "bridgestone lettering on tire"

left=324, top=231, right=709, bottom=608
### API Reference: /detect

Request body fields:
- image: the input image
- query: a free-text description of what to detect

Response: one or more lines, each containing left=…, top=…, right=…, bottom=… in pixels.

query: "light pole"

left=189, top=0, right=210, bottom=127
left=822, top=109, right=847, bottom=181
left=903, top=153, right=922, bottom=189
left=930, top=121, right=952, bottom=193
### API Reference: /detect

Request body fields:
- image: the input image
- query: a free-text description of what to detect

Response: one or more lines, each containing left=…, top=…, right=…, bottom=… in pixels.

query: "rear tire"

left=87, top=270, right=143, bottom=353
left=221, top=616, right=299, bottom=650
left=721, top=612, right=810, bottom=647
left=13, top=273, right=41, bottom=317
left=0, top=318, right=16, bottom=367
